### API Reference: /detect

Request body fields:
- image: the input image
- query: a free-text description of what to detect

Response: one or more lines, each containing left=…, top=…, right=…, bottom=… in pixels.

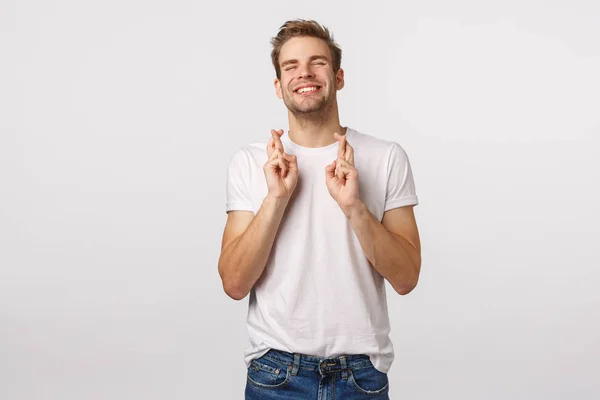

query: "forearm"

left=219, top=195, right=289, bottom=300
left=346, top=202, right=421, bottom=295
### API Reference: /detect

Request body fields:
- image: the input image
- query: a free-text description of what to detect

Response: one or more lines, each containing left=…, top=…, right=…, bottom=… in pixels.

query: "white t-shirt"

left=225, top=127, right=419, bottom=373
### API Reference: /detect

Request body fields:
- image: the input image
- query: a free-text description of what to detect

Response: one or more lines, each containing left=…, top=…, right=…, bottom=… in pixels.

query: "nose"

left=297, top=63, right=315, bottom=79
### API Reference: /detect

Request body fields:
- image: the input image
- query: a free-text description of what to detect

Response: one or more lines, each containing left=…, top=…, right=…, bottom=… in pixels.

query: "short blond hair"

left=271, top=19, right=342, bottom=79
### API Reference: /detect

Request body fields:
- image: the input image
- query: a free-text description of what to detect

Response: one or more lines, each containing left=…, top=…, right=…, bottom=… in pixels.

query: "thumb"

left=325, top=160, right=336, bottom=177
left=283, top=153, right=297, bottom=169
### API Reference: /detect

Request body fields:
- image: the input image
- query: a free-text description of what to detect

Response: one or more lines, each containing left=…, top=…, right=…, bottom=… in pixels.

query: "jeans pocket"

left=348, top=364, right=389, bottom=395
left=246, top=356, right=291, bottom=390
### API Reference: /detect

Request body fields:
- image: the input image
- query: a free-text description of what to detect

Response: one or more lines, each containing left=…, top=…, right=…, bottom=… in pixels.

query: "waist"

left=260, top=348, right=374, bottom=374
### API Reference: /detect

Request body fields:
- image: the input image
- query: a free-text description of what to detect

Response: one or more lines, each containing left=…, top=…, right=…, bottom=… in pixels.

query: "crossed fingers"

left=266, top=129, right=297, bottom=178
left=333, top=132, right=355, bottom=180
left=267, top=129, right=285, bottom=160
left=334, top=132, right=354, bottom=166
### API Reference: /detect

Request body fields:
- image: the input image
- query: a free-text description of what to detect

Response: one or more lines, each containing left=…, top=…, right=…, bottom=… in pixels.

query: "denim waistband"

left=260, top=348, right=373, bottom=376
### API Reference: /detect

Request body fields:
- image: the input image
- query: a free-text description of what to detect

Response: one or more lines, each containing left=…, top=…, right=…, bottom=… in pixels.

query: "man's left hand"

left=325, top=132, right=361, bottom=217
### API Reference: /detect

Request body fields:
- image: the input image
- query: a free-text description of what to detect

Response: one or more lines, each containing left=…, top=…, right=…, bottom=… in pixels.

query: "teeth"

left=298, top=86, right=318, bottom=93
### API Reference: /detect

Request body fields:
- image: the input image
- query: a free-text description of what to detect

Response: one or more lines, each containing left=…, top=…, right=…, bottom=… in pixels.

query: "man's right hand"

left=264, top=129, right=298, bottom=200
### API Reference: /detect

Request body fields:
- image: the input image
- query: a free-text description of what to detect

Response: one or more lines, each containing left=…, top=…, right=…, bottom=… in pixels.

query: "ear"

left=335, top=68, right=345, bottom=90
left=274, top=78, right=283, bottom=99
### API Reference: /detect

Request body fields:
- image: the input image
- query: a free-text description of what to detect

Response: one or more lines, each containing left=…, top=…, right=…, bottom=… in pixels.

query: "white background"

left=1, top=0, right=599, bottom=399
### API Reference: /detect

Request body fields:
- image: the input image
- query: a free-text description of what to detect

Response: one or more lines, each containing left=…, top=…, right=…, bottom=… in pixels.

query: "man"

left=219, top=19, right=421, bottom=399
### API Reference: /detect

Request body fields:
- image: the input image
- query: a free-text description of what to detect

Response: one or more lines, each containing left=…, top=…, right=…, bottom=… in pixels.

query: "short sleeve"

left=225, top=148, right=254, bottom=213
left=384, top=143, right=419, bottom=211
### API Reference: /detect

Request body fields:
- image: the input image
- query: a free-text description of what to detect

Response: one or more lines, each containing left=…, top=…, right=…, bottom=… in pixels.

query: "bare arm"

left=218, top=129, right=298, bottom=300
left=325, top=133, right=421, bottom=295
left=346, top=204, right=421, bottom=295
left=218, top=196, right=289, bottom=300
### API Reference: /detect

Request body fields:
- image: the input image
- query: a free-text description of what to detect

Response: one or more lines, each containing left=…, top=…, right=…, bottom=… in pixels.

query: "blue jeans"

left=245, top=348, right=389, bottom=399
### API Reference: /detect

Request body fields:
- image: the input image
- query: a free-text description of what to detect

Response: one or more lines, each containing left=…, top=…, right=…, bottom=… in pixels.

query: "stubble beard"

left=283, top=87, right=334, bottom=122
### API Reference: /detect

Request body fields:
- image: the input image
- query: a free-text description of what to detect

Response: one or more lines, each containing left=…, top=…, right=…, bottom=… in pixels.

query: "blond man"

left=219, top=19, right=421, bottom=400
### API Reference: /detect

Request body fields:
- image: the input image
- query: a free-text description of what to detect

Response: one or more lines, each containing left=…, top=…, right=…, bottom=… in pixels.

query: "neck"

left=287, top=100, right=346, bottom=148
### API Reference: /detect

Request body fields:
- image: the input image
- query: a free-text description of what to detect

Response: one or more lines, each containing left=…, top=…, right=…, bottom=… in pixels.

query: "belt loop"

left=291, top=354, right=301, bottom=376
left=340, top=356, right=348, bottom=380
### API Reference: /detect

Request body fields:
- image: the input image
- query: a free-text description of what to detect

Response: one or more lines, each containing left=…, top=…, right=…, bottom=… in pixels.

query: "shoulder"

left=228, top=141, right=268, bottom=167
left=347, top=127, right=409, bottom=158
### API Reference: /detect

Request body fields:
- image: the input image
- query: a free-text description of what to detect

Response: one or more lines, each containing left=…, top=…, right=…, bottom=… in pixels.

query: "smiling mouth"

left=294, top=86, right=322, bottom=95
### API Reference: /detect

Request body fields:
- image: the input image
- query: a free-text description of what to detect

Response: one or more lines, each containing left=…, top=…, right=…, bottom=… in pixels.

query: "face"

left=274, top=36, right=344, bottom=115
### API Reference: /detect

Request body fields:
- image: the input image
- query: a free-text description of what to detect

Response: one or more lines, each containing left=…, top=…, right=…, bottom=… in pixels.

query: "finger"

left=282, top=152, right=294, bottom=162
left=282, top=153, right=297, bottom=171
left=325, top=160, right=336, bottom=178
left=268, top=130, right=281, bottom=154
left=269, top=146, right=285, bottom=161
left=336, top=158, right=355, bottom=179
left=336, top=164, right=354, bottom=178
left=278, top=155, right=288, bottom=178
left=265, top=156, right=280, bottom=170
left=268, top=129, right=284, bottom=153
left=335, top=161, right=345, bottom=180
left=282, top=154, right=296, bottom=174
left=266, top=155, right=288, bottom=176
left=346, top=142, right=354, bottom=165
left=336, top=158, right=351, bottom=168
left=272, top=129, right=285, bottom=152
left=334, top=132, right=346, bottom=160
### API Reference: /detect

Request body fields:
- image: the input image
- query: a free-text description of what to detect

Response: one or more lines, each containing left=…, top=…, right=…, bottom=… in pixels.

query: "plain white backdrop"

left=1, top=0, right=599, bottom=399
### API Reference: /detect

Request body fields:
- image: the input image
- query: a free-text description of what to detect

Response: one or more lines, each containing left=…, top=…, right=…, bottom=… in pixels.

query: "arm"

left=325, top=133, right=421, bottom=295
left=346, top=203, right=421, bottom=295
left=218, top=195, right=290, bottom=300
left=218, top=129, right=298, bottom=301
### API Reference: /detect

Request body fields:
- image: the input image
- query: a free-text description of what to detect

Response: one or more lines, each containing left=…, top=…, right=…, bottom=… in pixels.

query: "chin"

left=286, top=98, right=330, bottom=115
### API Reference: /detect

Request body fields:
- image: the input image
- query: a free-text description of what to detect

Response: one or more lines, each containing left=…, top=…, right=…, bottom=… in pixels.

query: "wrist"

left=342, top=200, right=367, bottom=220
left=265, top=193, right=290, bottom=208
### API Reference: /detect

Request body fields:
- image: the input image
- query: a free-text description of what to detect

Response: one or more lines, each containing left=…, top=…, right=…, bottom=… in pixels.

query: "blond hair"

left=271, top=19, right=342, bottom=79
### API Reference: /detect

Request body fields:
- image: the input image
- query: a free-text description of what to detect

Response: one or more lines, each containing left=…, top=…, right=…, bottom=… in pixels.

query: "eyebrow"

left=280, top=55, right=329, bottom=68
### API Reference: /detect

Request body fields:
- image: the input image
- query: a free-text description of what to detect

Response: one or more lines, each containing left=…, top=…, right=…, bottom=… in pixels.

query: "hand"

left=264, top=129, right=298, bottom=200
left=325, top=132, right=360, bottom=215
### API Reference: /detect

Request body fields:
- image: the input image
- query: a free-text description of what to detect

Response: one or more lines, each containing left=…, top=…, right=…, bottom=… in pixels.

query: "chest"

left=249, top=152, right=388, bottom=221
